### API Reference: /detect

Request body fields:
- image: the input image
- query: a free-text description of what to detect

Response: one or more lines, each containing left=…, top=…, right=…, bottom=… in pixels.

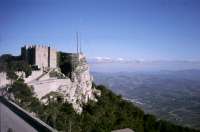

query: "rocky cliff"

left=24, top=53, right=100, bottom=113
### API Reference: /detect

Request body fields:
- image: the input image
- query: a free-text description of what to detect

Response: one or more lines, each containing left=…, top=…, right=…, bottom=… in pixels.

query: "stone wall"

left=24, top=70, right=43, bottom=83
left=0, top=72, right=11, bottom=88
left=35, top=46, right=49, bottom=69
left=21, top=45, right=57, bottom=69
left=49, top=48, right=57, bottom=68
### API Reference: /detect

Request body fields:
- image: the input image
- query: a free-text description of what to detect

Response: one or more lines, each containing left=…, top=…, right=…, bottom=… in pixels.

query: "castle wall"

left=27, top=47, right=36, bottom=65
left=21, top=47, right=27, bottom=61
left=49, top=48, right=57, bottom=68
left=35, top=46, right=49, bottom=69
left=0, top=72, right=11, bottom=88
left=21, top=45, right=57, bottom=69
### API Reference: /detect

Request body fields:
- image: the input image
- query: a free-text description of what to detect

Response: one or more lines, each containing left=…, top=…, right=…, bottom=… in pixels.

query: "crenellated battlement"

left=23, top=45, right=56, bottom=50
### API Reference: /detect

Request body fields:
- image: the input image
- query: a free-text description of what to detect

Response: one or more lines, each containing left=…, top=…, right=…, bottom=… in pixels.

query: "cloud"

left=88, top=57, right=200, bottom=65
left=117, top=57, right=124, bottom=61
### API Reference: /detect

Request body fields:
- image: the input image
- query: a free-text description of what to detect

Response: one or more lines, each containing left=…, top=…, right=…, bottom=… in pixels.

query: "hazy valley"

left=92, top=70, right=200, bottom=129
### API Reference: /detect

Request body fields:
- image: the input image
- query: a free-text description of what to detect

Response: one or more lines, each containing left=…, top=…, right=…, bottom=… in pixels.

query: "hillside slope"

left=92, top=71, right=200, bottom=129
left=9, top=80, right=200, bottom=132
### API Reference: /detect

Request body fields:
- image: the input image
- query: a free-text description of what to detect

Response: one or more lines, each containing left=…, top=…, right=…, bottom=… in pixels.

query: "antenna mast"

left=79, top=33, right=82, bottom=53
left=76, top=32, right=79, bottom=54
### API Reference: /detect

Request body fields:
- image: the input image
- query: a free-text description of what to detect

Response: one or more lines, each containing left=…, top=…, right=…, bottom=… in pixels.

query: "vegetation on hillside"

left=93, top=72, right=200, bottom=129
left=0, top=54, right=32, bottom=77
left=8, top=79, right=200, bottom=132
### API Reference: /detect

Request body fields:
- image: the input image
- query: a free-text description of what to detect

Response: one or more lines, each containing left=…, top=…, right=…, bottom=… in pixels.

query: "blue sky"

left=0, top=0, right=200, bottom=60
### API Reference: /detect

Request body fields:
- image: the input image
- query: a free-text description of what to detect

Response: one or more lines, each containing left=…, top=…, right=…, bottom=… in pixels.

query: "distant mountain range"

left=88, top=57, right=200, bottom=64
left=88, top=58, right=200, bottom=72
left=92, top=69, right=200, bottom=129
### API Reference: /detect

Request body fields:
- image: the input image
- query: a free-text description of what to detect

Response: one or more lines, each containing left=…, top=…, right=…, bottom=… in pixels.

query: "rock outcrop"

left=24, top=53, right=100, bottom=113
left=0, top=72, right=11, bottom=88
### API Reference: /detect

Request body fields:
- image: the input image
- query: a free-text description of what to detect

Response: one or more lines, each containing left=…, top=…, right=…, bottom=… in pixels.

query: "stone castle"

left=19, top=45, right=100, bottom=113
left=0, top=45, right=100, bottom=113
left=21, top=45, right=57, bottom=69
left=20, top=45, right=84, bottom=73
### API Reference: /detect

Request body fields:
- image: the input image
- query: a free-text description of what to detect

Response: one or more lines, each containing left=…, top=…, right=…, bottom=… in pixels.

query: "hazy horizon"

left=90, top=62, right=200, bottom=72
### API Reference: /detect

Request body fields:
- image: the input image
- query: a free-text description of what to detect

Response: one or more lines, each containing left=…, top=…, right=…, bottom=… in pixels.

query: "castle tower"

left=21, top=45, right=57, bottom=69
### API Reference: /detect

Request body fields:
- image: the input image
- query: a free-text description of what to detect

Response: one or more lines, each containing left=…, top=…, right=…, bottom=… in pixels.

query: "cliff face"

left=25, top=53, right=100, bottom=113
left=53, top=54, right=100, bottom=113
